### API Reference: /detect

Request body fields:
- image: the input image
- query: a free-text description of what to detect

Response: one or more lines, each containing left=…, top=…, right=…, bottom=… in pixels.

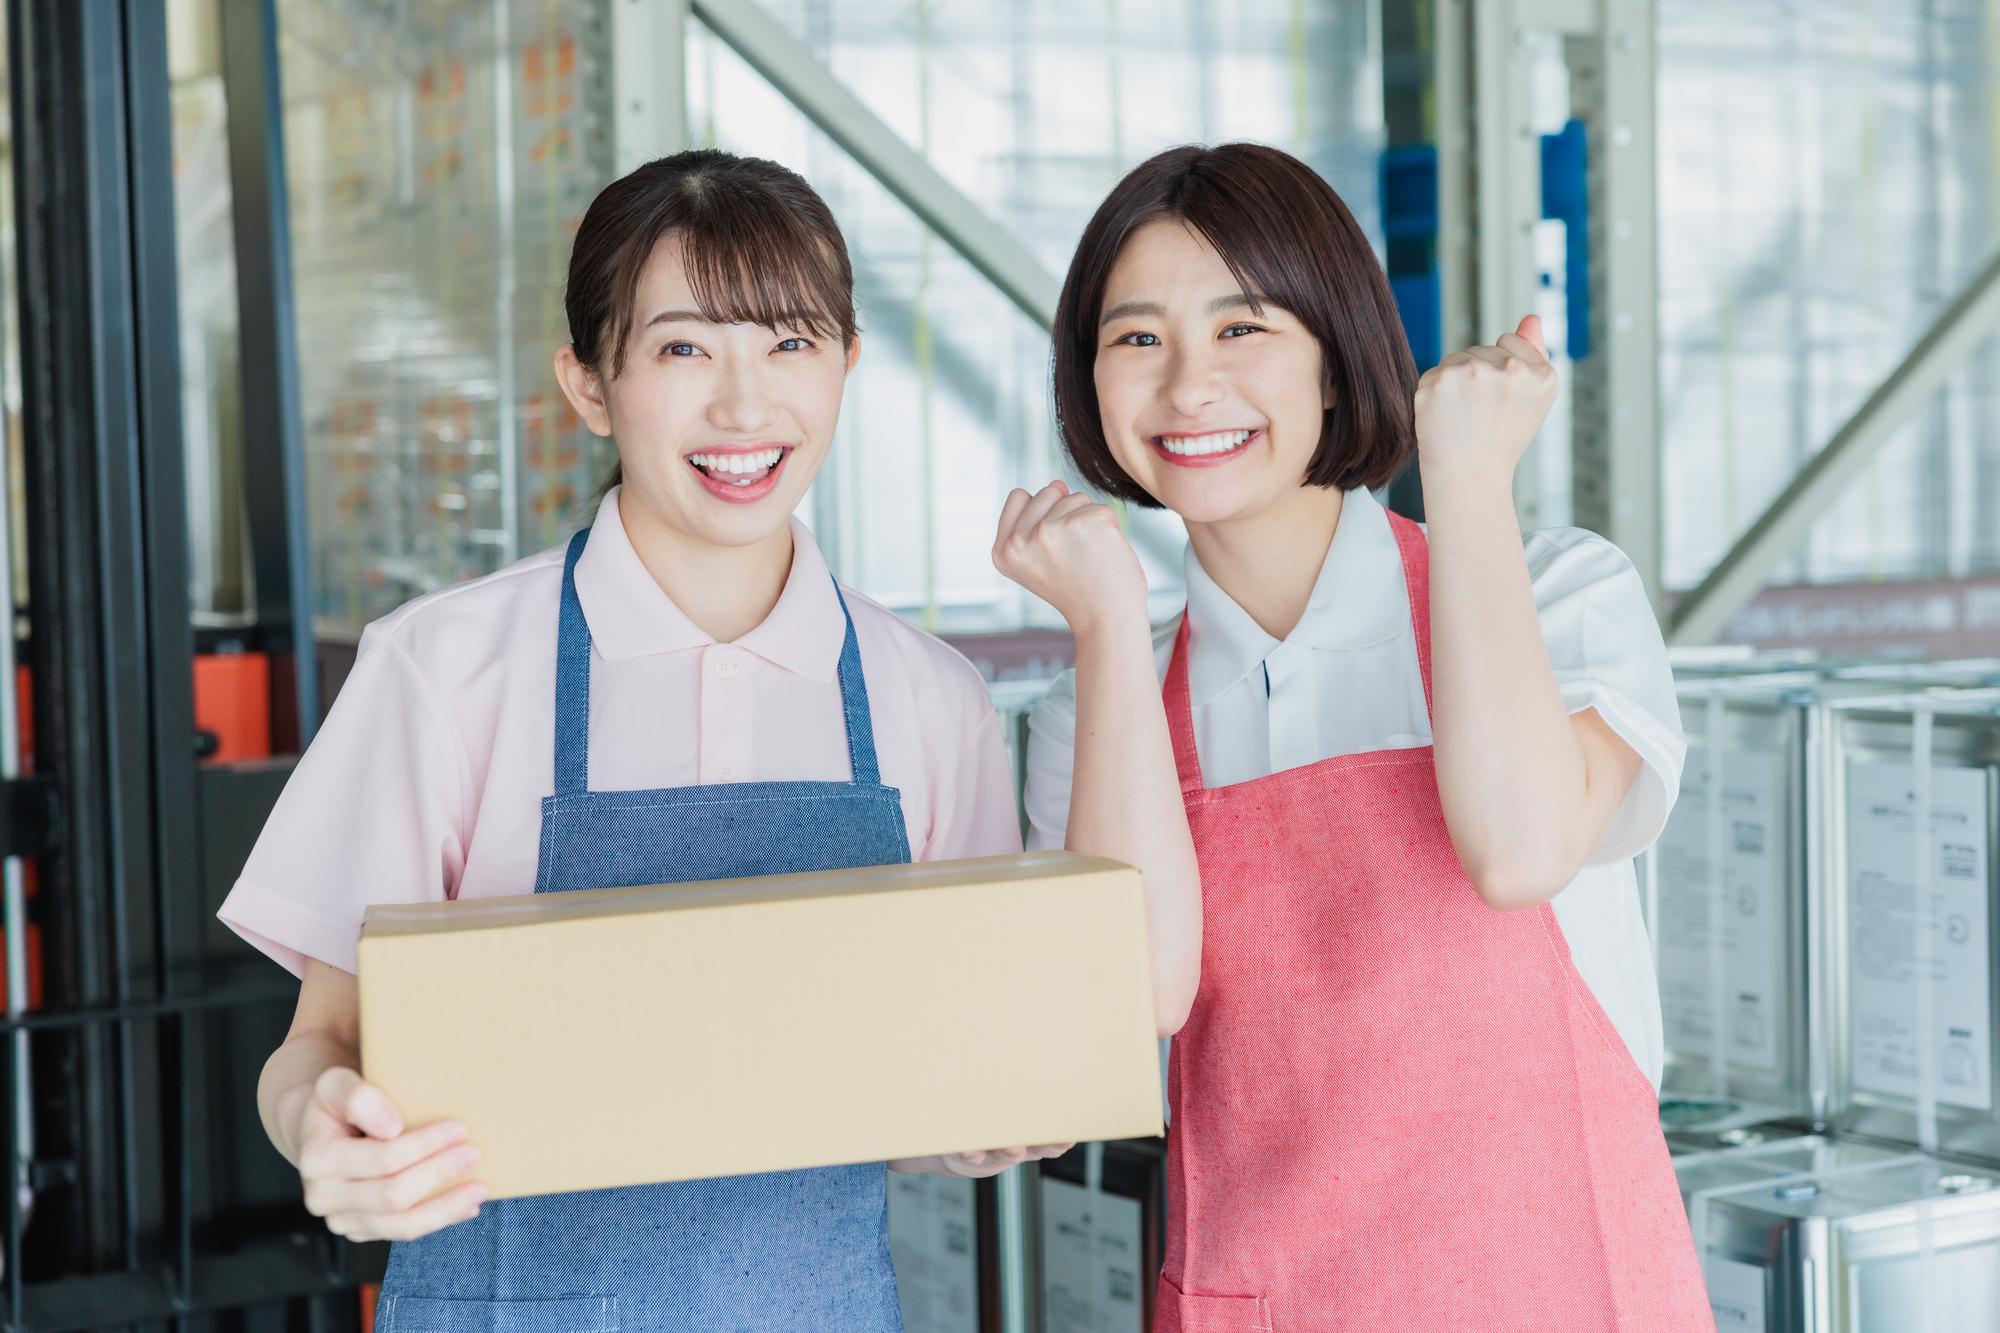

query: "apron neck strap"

left=828, top=580, right=882, bottom=786
left=1162, top=506, right=1437, bottom=797
left=553, top=529, right=594, bottom=796
left=1384, top=511, right=1435, bottom=725
left=550, top=528, right=883, bottom=796
left=1163, top=616, right=1205, bottom=797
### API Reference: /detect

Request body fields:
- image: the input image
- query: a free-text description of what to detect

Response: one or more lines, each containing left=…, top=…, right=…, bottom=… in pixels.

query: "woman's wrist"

left=269, top=1080, right=314, bottom=1163
left=1414, top=459, right=1520, bottom=526
left=1066, top=598, right=1153, bottom=648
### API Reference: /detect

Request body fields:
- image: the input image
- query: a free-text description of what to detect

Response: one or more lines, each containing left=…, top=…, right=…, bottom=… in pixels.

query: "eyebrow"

left=1099, top=292, right=1267, bottom=327
left=642, top=308, right=713, bottom=329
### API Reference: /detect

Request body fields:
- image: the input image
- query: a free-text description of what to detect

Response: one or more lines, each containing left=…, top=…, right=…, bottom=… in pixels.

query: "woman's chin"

left=1147, top=476, right=1290, bottom=528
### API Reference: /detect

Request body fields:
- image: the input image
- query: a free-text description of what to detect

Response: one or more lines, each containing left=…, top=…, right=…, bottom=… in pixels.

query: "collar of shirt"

left=1182, top=486, right=1409, bottom=707
left=571, top=487, right=846, bottom=682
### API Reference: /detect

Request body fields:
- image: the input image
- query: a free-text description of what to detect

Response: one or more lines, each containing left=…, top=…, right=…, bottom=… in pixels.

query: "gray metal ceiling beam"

left=1668, top=247, right=2000, bottom=645
left=691, top=0, right=1060, bottom=329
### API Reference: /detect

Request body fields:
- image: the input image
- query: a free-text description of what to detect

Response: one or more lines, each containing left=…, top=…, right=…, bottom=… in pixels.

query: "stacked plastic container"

left=1651, top=654, right=2000, bottom=1330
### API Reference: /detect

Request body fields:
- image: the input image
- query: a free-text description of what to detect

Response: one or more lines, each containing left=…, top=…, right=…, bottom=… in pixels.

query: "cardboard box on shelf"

left=358, top=851, right=1163, bottom=1200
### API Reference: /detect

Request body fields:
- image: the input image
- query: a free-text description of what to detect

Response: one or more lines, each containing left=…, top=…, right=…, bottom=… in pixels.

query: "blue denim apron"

left=376, top=528, right=912, bottom=1333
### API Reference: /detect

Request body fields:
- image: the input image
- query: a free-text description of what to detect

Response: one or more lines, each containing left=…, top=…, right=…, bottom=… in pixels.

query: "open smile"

left=685, top=445, right=794, bottom=503
left=1149, top=428, right=1261, bottom=468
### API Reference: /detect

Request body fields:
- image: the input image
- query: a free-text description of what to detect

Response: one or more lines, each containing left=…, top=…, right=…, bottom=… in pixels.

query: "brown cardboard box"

left=358, top=851, right=1163, bottom=1200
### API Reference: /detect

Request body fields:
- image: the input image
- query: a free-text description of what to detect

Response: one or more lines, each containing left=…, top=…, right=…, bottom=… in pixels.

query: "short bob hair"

left=1051, top=143, right=1417, bottom=506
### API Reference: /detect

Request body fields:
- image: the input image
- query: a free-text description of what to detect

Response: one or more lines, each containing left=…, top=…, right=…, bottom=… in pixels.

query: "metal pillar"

left=1432, top=0, right=1662, bottom=603
left=612, top=0, right=691, bottom=169
left=1566, top=0, right=1661, bottom=611
left=220, top=0, right=319, bottom=751
left=7, top=0, right=193, bottom=1299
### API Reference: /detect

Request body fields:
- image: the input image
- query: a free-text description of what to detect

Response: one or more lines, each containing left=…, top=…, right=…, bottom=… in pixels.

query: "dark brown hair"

left=565, top=149, right=857, bottom=491
left=1051, top=143, right=1417, bottom=506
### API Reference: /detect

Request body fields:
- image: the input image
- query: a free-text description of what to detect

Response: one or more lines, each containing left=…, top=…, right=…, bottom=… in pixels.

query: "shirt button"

left=714, top=655, right=736, bottom=677
left=717, top=764, right=735, bottom=780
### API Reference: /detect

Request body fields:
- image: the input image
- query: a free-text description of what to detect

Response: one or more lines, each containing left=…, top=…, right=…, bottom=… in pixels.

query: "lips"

left=1149, top=428, right=1261, bottom=468
left=685, top=445, right=792, bottom=504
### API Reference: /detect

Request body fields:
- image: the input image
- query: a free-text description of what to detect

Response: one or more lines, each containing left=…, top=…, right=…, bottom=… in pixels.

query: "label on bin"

left=888, top=1173, right=980, bottom=1333
left=1702, top=1254, right=1766, bottom=1331
left=1655, top=745, right=1786, bottom=1074
left=1846, top=760, right=1993, bottom=1112
left=1042, top=1177, right=1145, bottom=1333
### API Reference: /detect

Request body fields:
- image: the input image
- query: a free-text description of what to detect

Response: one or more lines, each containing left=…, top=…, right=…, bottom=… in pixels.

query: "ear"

left=554, top=345, right=614, bottom=437
left=845, top=336, right=863, bottom=375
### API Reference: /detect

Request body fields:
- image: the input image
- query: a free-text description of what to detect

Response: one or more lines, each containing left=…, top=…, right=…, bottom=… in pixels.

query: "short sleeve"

left=1526, top=528, right=1687, bottom=864
left=1021, top=672, right=1080, bottom=853
left=215, top=623, right=471, bottom=977
left=920, top=686, right=1025, bottom=862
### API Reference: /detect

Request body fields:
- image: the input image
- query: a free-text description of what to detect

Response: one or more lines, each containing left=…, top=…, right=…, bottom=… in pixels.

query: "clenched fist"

left=1414, top=314, right=1559, bottom=492
left=992, top=482, right=1148, bottom=633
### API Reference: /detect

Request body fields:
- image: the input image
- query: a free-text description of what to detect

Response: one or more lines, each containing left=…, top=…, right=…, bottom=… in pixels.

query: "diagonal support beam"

left=1668, top=247, right=2000, bottom=646
left=691, top=0, right=1060, bottom=329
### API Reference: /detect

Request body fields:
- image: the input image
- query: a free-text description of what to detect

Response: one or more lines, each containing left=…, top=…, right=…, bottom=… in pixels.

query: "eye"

left=1112, top=331, right=1160, bottom=348
left=1220, top=323, right=1264, bottom=339
left=774, top=336, right=815, bottom=353
left=661, top=341, right=701, bottom=358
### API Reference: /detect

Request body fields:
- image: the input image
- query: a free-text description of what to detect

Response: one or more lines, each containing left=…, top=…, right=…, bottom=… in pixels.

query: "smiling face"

left=1091, top=219, right=1334, bottom=527
left=557, top=232, right=857, bottom=552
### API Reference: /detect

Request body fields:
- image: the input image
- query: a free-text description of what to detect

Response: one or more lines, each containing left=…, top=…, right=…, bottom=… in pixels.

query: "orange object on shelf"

left=15, top=664, right=32, bottom=775
left=0, top=922, right=44, bottom=1011
left=193, top=652, right=272, bottom=765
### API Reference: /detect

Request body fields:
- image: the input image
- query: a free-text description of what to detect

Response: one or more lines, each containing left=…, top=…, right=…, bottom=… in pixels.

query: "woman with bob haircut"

left=995, top=142, right=1709, bottom=1328
left=222, top=148, right=1064, bottom=1330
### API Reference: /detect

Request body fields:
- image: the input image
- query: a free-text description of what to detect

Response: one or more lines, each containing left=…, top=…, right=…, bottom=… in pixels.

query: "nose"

left=707, top=359, right=779, bottom=434
left=1163, top=342, right=1225, bottom=419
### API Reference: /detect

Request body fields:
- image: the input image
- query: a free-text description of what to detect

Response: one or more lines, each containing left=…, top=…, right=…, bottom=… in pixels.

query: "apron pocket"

left=374, top=1294, right=619, bottom=1333
left=1157, top=1274, right=1273, bottom=1333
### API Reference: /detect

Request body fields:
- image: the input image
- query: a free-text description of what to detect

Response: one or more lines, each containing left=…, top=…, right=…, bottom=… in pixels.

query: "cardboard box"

left=358, top=851, right=1163, bottom=1200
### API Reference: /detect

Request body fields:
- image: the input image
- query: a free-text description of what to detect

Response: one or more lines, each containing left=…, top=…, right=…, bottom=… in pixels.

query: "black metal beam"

left=220, top=0, right=319, bottom=752
left=122, top=0, right=204, bottom=1312
left=11, top=0, right=142, bottom=1282
left=1379, top=0, right=1429, bottom=523
left=6, top=0, right=207, bottom=1319
left=18, top=1236, right=381, bottom=1332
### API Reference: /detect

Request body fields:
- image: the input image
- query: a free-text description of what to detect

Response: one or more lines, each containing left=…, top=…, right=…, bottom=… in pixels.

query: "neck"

left=617, top=493, right=796, bottom=643
left=1185, top=485, right=1346, bottom=642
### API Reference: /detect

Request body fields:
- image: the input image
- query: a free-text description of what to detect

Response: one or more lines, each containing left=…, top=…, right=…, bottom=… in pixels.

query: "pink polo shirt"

left=218, top=489, right=1022, bottom=977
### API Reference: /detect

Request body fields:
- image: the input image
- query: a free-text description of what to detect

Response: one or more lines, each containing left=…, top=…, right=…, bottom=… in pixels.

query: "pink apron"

left=1155, top=513, right=1712, bottom=1332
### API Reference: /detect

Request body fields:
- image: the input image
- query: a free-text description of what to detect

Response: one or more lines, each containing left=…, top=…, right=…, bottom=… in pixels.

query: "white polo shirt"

left=1022, top=486, right=1684, bottom=1088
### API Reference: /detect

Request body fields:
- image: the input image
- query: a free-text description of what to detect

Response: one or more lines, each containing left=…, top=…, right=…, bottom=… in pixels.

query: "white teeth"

left=1158, top=429, right=1251, bottom=457
left=689, top=448, right=784, bottom=474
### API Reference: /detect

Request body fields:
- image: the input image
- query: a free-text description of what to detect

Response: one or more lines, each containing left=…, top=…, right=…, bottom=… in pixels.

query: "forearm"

left=1063, top=608, right=1202, bottom=1034
left=1419, top=471, right=1590, bottom=906
left=259, top=1027, right=358, bottom=1167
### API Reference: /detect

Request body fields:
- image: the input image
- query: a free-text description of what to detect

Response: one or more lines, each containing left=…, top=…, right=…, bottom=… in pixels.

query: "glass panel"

left=278, top=0, right=616, bottom=637
left=272, top=0, right=1388, bottom=637
left=689, top=0, right=1389, bottom=632
left=1658, top=0, right=2000, bottom=592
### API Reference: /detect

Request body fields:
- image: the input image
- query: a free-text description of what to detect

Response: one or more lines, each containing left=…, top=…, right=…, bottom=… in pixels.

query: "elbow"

left=1153, top=975, right=1197, bottom=1039
left=1460, top=847, right=1572, bottom=912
